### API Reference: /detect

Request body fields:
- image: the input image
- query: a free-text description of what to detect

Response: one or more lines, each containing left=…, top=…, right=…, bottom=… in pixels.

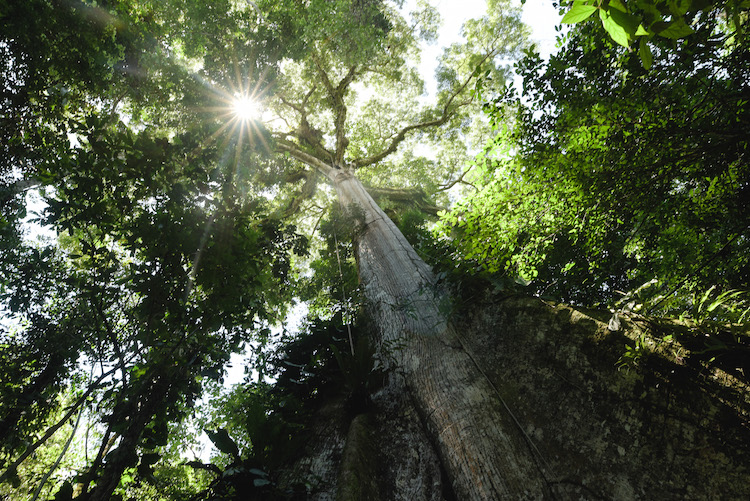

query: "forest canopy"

left=0, top=0, right=748, bottom=498
left=443, top=0, right=749, bottom=315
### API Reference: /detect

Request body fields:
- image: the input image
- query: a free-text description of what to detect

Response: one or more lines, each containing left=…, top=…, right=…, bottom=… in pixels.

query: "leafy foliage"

left=187, top=315, right=379, bottom=499
left=442, top=15, right=749, bottom=314
left=1, top=4, right=305, bottom=493
left=558, top=0, right=749, bottom=67
left=298, top=206, right=363, bottom=319
left=0, top=0, right=530, bottom=496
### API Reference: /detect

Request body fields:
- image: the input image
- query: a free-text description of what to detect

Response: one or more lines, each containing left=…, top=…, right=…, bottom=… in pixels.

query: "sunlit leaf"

left=655, top=18, right=695, bottom=39
left=562, top=1, right=598, bottom=24
left=639, top=38, right=653, bottom=69
left=600, top=8, right=631, bottom=47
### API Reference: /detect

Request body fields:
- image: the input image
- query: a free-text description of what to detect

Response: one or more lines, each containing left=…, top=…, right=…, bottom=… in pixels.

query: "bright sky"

left=414, top=0, right=563, bottom=95
left=519, top=0, right=563, bottom=58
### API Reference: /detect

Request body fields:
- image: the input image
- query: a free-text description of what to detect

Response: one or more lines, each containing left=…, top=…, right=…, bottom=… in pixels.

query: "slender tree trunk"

left=328, top=168, right=552, bottom=500
left=87, top=376, right=171, bottom=501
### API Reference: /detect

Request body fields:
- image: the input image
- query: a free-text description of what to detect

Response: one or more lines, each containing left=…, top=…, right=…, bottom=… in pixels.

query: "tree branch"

left=437, top=164, right=476, bottom=192
left=0, top=367, right=118, bottom=485
left=276, top=139, right=335, bottom=177
left=278, top=86, right=316, bottom=114
left=352, top=51, right=494, bottom=169
left=31, top=397, right=85, bottom=501
left=311, top=53, right=356, bottom=166
left=1, top=178, right=41, bottom=206
left=90, top=292, right=129, bottom=389
left=283, top=169, right=319, bottom=218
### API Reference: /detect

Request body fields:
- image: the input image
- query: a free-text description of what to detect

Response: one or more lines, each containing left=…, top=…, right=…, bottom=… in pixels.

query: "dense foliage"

left=559, top=0, right=749, bottom=67
left=1, top=0, right=307, bottom=497
left=3, top=0, right=747, bottom=497
left=1, top=0, right=528, bottom=498
left=441, top=10, right=749, bottom=317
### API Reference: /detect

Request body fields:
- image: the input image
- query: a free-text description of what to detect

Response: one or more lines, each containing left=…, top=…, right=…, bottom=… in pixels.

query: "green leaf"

left=639, top=38, right=653, bottom=69
left=608, top=0, right=628, bottom=12
left=141, top=452, right=161, bottom=466
left=610, top=8, right=642, bottom=36
left=707, top=290, right=743, bottom=312
left=561, top=1, right=598, bottom=24
left=655, top=18, right=694, bottom=39
left=205, top=428, right=240, bottom=459
left=636, top=0, right=664, bottom=24
left=669, top=0, right=693, bottom=16
left=600, top=8, right=631, bottom=47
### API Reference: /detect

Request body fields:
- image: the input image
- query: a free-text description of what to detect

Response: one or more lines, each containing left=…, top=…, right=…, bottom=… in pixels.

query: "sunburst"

left=193, top=64, right=273, bottom=157
left=232, top=94, right=260, bottom=121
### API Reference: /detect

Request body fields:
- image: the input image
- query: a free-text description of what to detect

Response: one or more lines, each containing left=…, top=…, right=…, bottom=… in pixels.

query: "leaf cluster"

left=559, top=0, right=749, bottom=67
left=442, top=13, right=750, bottom=314
left=187, top=314, right=379, bottom=499
left=1, top=78, right=306, bottom=501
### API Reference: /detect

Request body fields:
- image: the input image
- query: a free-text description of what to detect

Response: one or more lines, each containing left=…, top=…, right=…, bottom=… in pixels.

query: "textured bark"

left=278, top=368, right=450, bottom=500
left=329, top=168, right=551, bottom=499
left=274, top=166, right=750, bottom=500
left=458, top=296, right=750, bottom=499
left=278, top=399, right=349, bottom=500
left=336, top=413, right=380, bottom=501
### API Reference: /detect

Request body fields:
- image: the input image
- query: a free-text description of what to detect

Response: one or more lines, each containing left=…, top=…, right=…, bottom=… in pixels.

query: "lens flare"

left=232, top=95, right=259, bottom=121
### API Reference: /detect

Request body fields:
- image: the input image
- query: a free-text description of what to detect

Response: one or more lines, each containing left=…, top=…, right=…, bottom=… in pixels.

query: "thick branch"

left=279, top=86, right=316, bottom=114
left=278, top=87, right=333, bottom=161
left=312, top=54, right=356, bottom=166
left=276, top=139, right=335, bottom=177
left=352, top=51, right=494, bottom=169
left=352, top=115, right=451, bottom=169
left=283, top=170, right=319, bottom=218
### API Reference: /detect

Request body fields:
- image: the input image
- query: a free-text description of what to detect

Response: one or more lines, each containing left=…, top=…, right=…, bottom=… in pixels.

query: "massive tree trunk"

left=277, top=166, right=750, bottom=500
left=329, top=168, right=551, bottom=499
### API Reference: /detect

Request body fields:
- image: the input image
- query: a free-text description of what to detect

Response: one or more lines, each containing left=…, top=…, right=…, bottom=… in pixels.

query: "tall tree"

left=190, top=0, right=539, bottom=497
left=5, top=0, right=747, bottom=499
left=1, top=0, right=540, bottom=498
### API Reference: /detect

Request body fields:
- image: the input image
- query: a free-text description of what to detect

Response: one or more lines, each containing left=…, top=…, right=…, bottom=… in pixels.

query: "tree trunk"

left=328, top=168, right=552, bottom=499
left=86, top=375, right=172, bottom=501
left=276, top=166, right=750, bottom=500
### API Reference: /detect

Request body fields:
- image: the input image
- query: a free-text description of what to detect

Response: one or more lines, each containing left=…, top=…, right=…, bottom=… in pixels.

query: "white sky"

left=519, top=0, right=563, bottom=58
left=414, top=0, right=563, bottom=95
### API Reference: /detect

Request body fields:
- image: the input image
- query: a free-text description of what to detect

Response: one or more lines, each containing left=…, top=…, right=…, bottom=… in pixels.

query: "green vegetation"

left=1, top=0, right=747, bottom=498
left=441, top=9, right=749, bottom=315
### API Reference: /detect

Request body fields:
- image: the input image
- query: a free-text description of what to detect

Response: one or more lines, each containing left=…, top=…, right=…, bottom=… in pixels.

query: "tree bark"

left=328, top=168, right=552, bottom=499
